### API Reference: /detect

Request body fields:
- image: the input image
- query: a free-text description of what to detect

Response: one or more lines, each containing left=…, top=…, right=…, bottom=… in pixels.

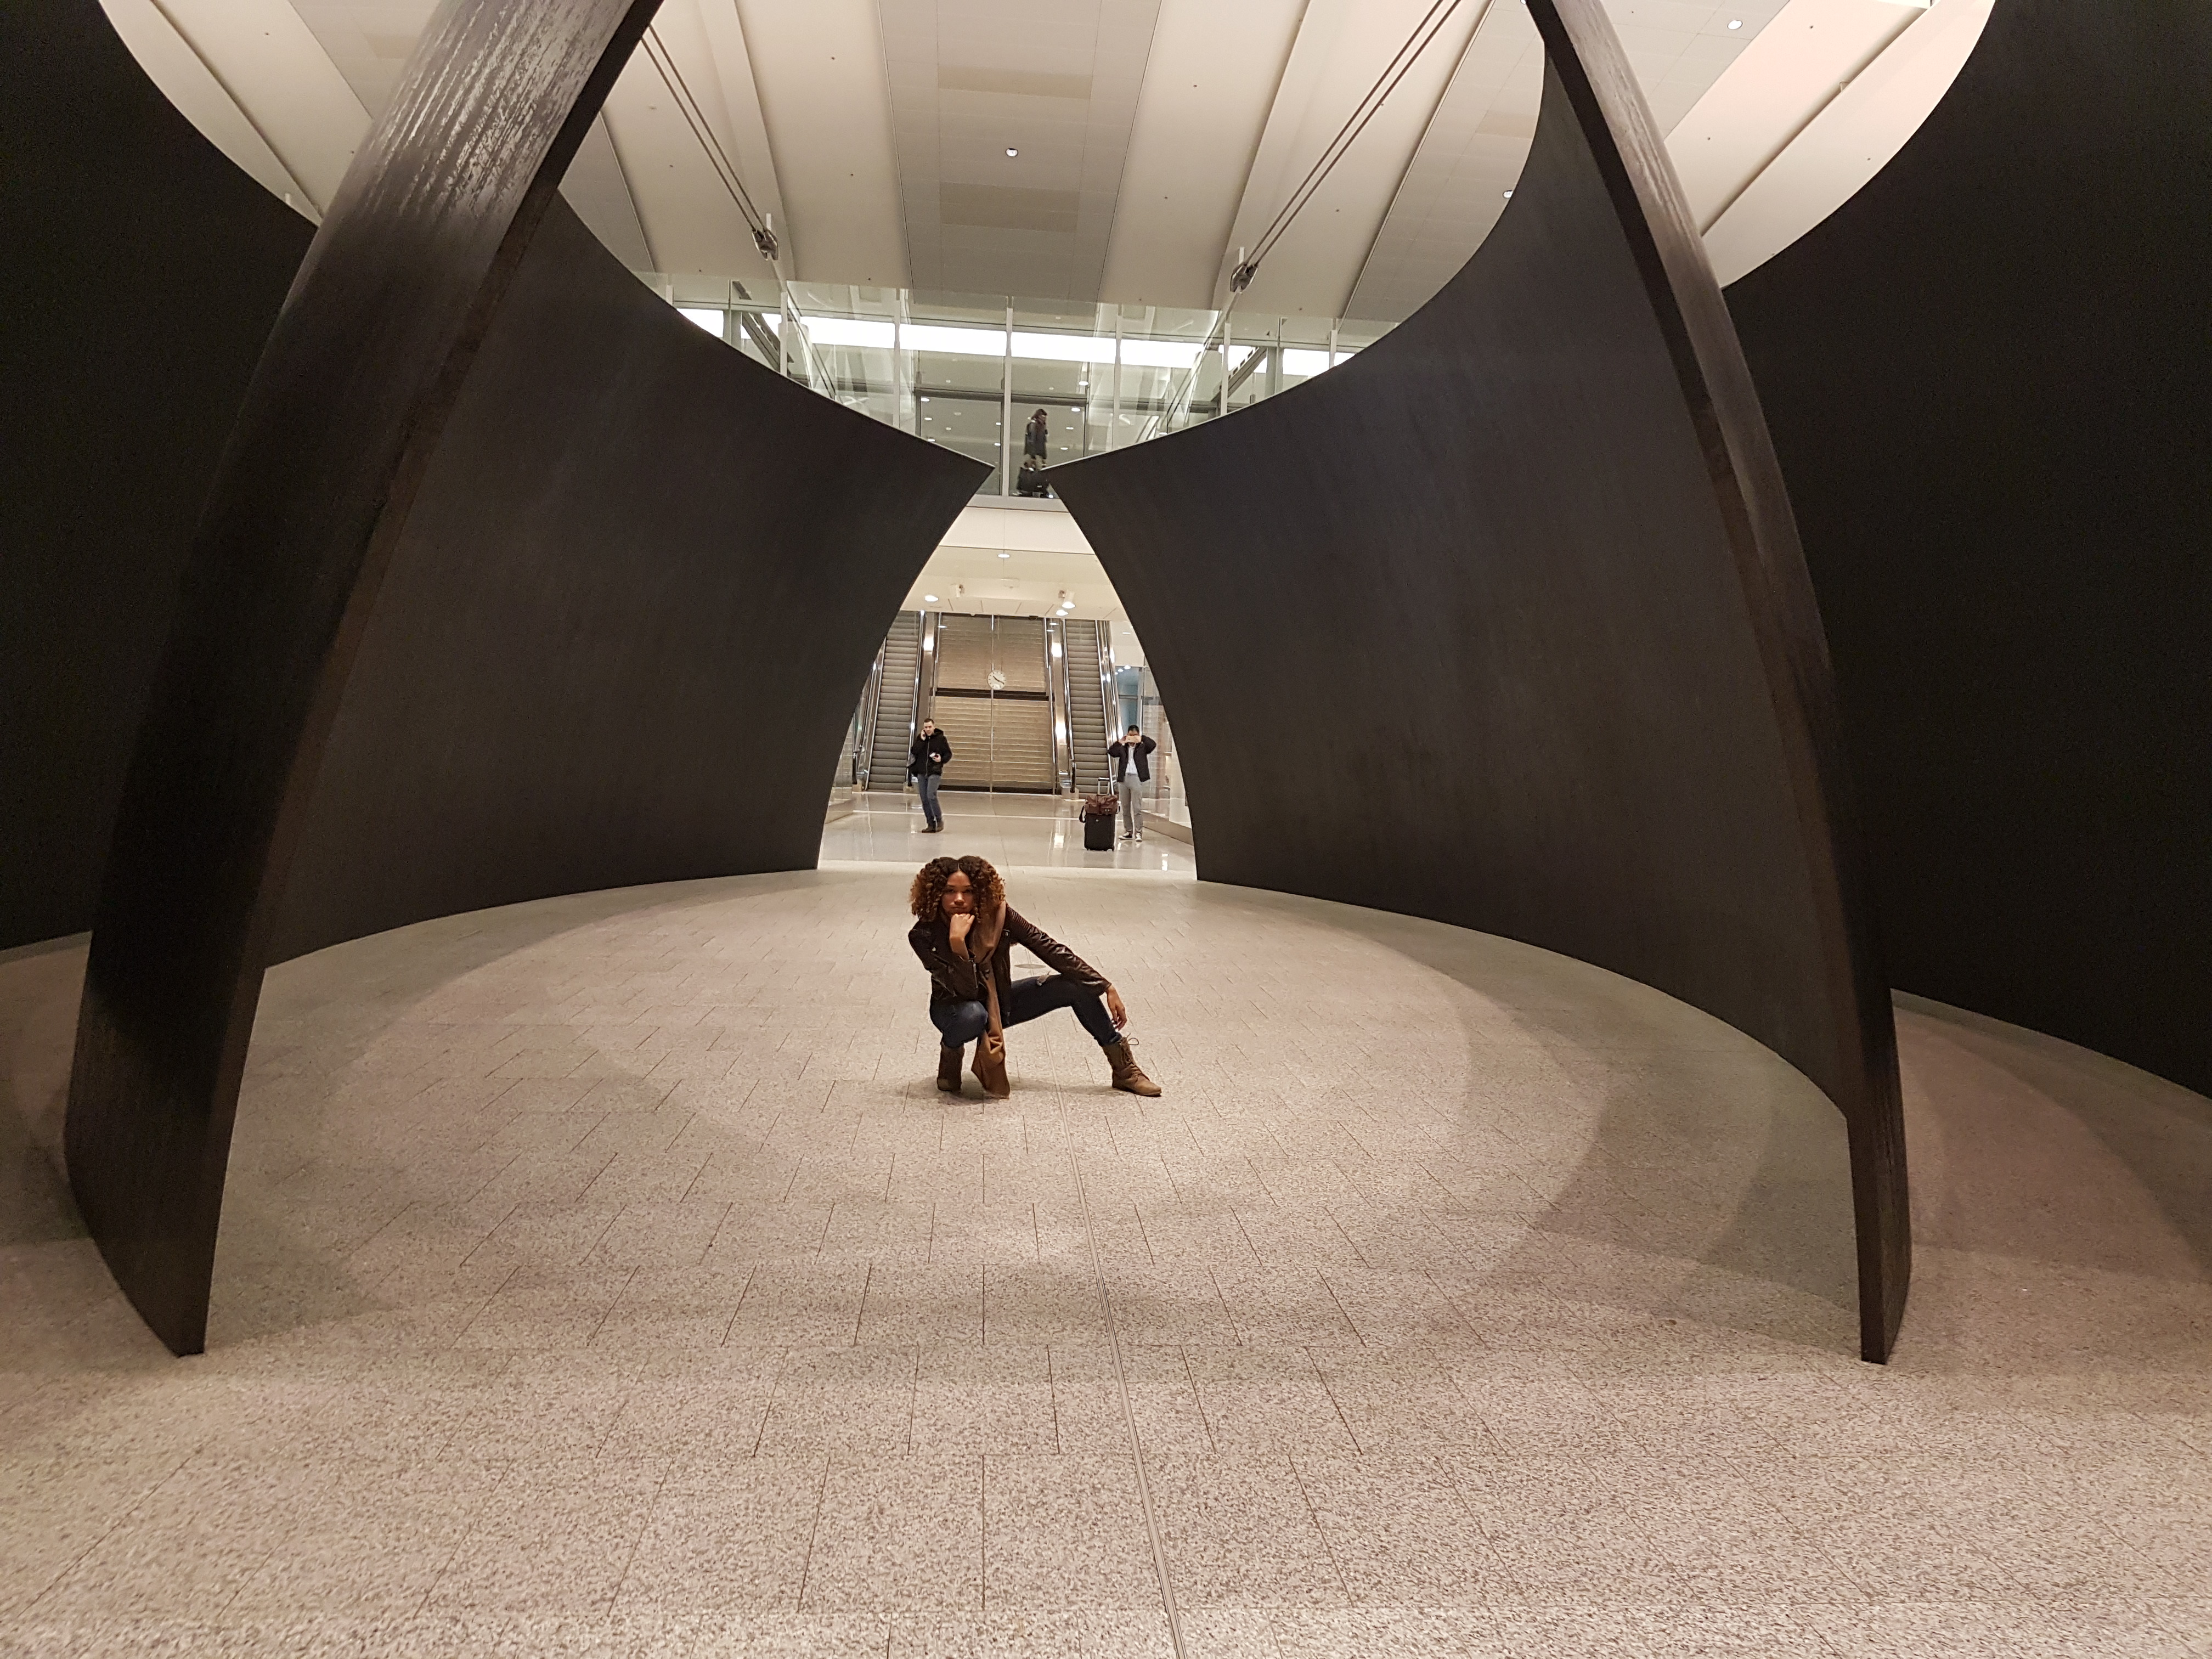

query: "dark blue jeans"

left=932, top=974, right=1117, bottom=1048
left=918, top=772, right=943, bottom=827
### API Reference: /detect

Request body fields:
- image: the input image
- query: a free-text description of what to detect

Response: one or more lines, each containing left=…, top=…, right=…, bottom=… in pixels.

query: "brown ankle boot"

left=1103, top=1038, right=1161, bottom=1097
left=937, top=1045, right=963, bottom=1092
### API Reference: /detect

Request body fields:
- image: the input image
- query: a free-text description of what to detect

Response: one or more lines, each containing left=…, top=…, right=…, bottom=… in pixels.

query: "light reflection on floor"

left=821, top=791, right=1195, bottom=878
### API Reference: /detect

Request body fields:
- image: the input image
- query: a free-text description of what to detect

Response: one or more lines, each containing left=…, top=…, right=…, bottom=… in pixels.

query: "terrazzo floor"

left=2, top=799, right=2208, bottom=1657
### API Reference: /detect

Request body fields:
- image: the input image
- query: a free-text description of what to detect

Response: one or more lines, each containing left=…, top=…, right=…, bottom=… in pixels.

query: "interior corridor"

left=3, top=864, right=2209, bottom=1656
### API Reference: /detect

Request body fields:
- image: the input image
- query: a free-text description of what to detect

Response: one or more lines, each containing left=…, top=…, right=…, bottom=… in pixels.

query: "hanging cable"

left=637, top=26, right=780, bottom=261
left=1229, top=0, right=1470, bottom=291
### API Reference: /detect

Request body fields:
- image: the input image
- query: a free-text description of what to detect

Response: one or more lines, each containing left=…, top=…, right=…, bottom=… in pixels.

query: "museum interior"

left=2, top=0, right=2206, bottom=1654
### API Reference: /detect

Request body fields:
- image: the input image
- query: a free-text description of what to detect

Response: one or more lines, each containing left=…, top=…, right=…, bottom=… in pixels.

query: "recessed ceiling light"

left=1503, top=189, right=1514, bottom=199
left=1727, top=16, right=1741, bottom=25
left=919, top=395, right=930, bottom=402
left=998, top=552, right=1012, bottom=559
left=1006, top=147, right=1018, bottom=157
left=924, top=594, right=939, bottom=602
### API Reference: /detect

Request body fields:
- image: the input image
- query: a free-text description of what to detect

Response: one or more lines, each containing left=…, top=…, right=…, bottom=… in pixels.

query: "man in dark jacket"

left=1105, top=726, right=1156, bottom=843
left=909, top=719, right=951, bottom=832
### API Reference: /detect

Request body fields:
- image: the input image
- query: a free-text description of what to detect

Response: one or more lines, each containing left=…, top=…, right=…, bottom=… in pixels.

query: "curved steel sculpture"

left=64, top=0, right=980, bottom=1355
left=0, top=0, right=310, bottom=951
left=1725, top=0, right=2212, bottom=1101
left=268, top=199, right=983, bottom=963
left=1052, top=0, right=1909, bottom=1359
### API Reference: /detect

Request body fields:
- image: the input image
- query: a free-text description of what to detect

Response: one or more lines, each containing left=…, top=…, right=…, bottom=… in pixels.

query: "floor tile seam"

left=1277, top=1449, right=1362, bottom=1606
left=1299, top=1346, right=1369, bottom=1457
left=1071, top=1153, right=1187, bottom=1659
left=12, top=1442, right=207, bottom=1620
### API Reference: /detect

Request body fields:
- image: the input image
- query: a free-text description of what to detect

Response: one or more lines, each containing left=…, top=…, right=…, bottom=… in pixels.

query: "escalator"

left=1058, top=617, right=1113, bottom=794
left=851, top=610, right=1117, bottom=795
left=862, top=611, right=923, bottom=789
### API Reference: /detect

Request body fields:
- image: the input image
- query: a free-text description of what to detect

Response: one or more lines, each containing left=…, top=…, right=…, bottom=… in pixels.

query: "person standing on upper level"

left=1106, top=725, right=1156, bottom=843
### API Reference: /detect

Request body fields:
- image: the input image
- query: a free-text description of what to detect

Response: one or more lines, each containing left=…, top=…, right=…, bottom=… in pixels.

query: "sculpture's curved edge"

left=1053, top=0, right=1906, bottom=1361
left=265, top=198, right=986, bottom=967
left=1726, top=0, right=2212, bottom=1108
left=67, top=0, right=986, bottom=1356
left=67, top=0, right=675, bottom=1357
left=1526, top=0, right=1906, bottom=1360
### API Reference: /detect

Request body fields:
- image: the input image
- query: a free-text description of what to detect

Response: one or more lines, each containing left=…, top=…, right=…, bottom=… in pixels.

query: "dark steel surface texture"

left=68, top=0, right=657, bottom=1355
left=1051, top=0, right=1908, bottom=1359
left=0, top=0, right=311, bottom=950
left=1726, top=0, right=2212, bottom=1099
left=269, top=200, right=984, bottom=962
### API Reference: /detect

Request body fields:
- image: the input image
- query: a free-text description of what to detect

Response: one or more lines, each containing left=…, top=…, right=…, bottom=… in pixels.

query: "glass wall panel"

left=1010, top=303, right=1115, bottom=494
left=908, top=297, right=1008, bottom=492
left=1112, top=304, right=1211, bottom=446
left=639, top=268, right=1397, bottom=493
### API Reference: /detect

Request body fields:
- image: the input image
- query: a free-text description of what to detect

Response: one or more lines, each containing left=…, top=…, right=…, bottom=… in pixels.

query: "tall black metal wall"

left=1052, top=0, right=1908, bottom=1359
left=0, top=0, right=312, bottom=950
left=58, top=0, right=984, bottom=1354
left=1725, top=0, right=2212, bottom=1097
left=270, top=200, right=984, bottom=960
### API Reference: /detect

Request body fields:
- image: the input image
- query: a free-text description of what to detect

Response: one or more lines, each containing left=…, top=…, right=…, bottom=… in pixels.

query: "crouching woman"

left=909, top=855, right=1160, bottom=1099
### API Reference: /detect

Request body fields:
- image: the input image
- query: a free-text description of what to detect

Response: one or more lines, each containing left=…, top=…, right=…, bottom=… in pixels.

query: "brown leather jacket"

left=908, top=907, right=1107, bottom=1009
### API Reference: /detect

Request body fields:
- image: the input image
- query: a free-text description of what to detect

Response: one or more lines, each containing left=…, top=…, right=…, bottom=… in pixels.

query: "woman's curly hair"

left=910, top=854, right=1005, bottom=921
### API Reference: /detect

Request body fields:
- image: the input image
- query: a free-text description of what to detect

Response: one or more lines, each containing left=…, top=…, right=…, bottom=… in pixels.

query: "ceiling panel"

left=1094, top=0, right=1309, bottom=309
left=1214, top=0, right=1491, bottom=320
left=154, top=0, right=370, bottom=211
left=600, top=0, right=783, bottom=283
left=97, top=0, right=1990, bottom=322
left=1345, top=0, right=1792, bottom=323
left=1703, top=0, right=1993, bottom=283
left=879, top=0, right=1162, bottom=301
left=287, top=0, right=434, bottom=118
left=562, top=115, right=656, bottom=272
left=737, top=0, right=908, bottom=285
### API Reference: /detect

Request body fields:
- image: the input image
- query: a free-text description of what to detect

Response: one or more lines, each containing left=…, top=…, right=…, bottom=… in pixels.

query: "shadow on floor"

left=0, top=936, right=87, bottom=1249
left=1192, top=884, right=1863, bottom=1359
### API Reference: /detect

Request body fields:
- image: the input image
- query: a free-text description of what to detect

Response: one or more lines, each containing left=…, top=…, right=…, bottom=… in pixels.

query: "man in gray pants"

left=1106, top=726, right=1157, bottom=843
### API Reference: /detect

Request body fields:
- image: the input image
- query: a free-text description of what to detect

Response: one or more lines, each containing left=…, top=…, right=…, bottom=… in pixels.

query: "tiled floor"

left=2, top=826, right=2208, bottom=1656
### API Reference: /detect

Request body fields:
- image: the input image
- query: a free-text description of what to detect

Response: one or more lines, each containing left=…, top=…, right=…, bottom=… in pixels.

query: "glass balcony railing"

left=657, top=273, right=1391, bottom=499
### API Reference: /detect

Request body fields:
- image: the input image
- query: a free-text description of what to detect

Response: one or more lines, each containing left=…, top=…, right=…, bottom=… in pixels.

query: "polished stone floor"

left=3, top=812, right=2209, bottom=1656
left=821, top=791, right=1195, bottom=877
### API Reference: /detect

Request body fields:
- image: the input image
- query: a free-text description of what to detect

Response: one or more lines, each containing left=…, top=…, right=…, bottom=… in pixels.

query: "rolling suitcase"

left=1081, top=793, right=1117, bottom=851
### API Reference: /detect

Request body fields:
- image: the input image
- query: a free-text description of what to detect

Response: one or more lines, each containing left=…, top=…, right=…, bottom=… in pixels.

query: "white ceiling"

left=101, top=0, right=1990, bottom=314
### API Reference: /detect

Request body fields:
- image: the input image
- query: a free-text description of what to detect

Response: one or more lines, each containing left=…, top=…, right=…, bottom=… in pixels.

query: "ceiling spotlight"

left=998, top=552, right=1012, bottom=559
left=1727, top=15, right=1741, bottom=25
left=1503, top=189, right=1514, bottom=199
left=1006, top=147, right=1019, bottom=157
left=924, top=594, right=939, bottom=603
left=919, top=395, right=930, bottom=402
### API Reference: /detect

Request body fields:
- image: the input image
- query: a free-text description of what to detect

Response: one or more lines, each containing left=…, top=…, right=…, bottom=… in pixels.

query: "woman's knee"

left=935, top=1002, right=989, bottom=1045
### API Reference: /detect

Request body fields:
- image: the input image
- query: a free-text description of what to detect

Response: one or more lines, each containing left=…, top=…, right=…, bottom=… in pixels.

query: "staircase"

left=865, top=611, right=923, bottom=789
left=930, top=614, right=1057, bottom=791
